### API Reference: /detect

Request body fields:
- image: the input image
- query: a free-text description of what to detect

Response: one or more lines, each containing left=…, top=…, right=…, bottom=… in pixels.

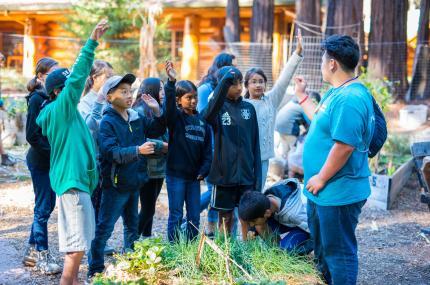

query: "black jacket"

left=202, top=72, right=262, bottom=191
left=163, top=80, right=212, bottom=180
left=99, top=106, right=166, bottom=192
left=25, top=88, right=51, bottom=170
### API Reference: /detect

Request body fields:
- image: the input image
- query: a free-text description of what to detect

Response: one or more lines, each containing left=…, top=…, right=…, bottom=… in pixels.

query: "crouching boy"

left=87, top=74, right=166, bottom=278
left=238, top=179, right=313, bottom=254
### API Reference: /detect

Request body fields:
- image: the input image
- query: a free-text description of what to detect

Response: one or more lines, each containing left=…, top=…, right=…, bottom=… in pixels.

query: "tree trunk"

left=295, top=0, right=321, bottom=36
left=368, top=0, right=408, bottom=100
left=224, top=0, right=240, bottom=42
left=250, top=0, right=274, bottom=85
left=406, top=0, right=430, bottom=101
left=325, top=0, right=363, bottom=39
left=250, top=0, right=274, bottom=44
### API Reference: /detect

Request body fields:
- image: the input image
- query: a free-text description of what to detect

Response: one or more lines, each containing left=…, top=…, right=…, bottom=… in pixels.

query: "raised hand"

left=294, top=76, right=307, bottom=100
left=165, top=60, right=177, bottom=81
left=295, top=28, right=303, bottom=56
left=139, top=141, right=155, bottom=155
left=142, top=94, right=160, bottom=112
left=90, top=19, right=109, bottom=42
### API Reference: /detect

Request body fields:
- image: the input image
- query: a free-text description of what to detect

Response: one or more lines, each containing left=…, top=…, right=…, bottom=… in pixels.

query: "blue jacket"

left=164, top=80, right=212, bottom=180
left=99, top=106, right=166, bottom=192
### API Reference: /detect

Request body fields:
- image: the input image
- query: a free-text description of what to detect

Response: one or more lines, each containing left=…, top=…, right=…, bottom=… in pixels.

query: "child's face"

left=107, top=83, right=132, bottom=109
left=247, top=73, right=266, bottom=98
left=248, top=217, right=268, bottom=228
left=159, top=84, right=165, bottom=104
left=178, top=91, right=197, bottom=114
left=226, top=80, right=243, bottom=100
left=93, top=67, right=114, bottom=91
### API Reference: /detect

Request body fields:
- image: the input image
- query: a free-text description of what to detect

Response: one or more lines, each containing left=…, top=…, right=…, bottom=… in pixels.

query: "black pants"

left=138, top=178, right=164, bottom=237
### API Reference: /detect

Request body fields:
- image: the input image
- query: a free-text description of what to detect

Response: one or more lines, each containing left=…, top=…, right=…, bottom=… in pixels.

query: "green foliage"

left=2, top=97, right=27, bottom=118
left=378, top=134, right=411, bottom=175
left=359, top=67, right=393, bottom=112
left=63, top=0, right=171, bottom=75
left=94, top=235, right=321, bottom=285
left=0, top=68, right=28, bottom=92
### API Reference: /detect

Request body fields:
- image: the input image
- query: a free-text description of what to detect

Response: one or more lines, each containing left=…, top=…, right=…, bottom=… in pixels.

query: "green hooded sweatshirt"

left=37, top=39, right=99, bottom=196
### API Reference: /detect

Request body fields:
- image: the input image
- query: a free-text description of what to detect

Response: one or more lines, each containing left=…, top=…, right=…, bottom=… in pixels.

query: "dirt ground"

left=0, top=155, right=429, bottom=285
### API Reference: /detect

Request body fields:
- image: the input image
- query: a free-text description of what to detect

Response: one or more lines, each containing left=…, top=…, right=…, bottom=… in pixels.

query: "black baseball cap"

left=45, top=68, right=70, bottom=96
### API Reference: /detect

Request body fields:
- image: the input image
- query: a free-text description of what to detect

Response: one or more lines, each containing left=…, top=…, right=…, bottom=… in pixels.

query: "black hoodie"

left=202, top=72, right=262, bottom=191
left=26, top=87, right=51, bottom=170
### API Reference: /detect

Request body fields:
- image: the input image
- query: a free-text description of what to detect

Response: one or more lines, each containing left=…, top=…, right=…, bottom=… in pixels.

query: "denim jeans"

left=261, top=159, right=269, bottom=191
left=200, top=180, right=218, bottom=223
left=138, top=178, right=164, bottom=237
left=88, top=188, right=139, bottom=276
left=267, top=218, right=313, bottom=255
left=27, top=162, right=56, bottom=251
left=307, top=199, right=366, bottom=285
left=166, top=175, right=200, bottom=242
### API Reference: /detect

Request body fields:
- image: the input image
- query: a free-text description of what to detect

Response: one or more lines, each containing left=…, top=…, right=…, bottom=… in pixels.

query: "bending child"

left=238, top=179, right=313, bottom=254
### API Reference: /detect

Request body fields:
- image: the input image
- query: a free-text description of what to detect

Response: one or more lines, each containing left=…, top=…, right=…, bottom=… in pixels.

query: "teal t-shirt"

left=303, top=82, right=374, bottom=206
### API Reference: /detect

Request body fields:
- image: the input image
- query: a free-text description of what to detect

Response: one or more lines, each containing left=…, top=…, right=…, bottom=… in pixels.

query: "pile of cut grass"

left=93, top=234, right=321, bottom=285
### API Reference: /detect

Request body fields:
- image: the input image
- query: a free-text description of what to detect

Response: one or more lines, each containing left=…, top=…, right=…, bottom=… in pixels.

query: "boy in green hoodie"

left=36, top=20, right=109, bottom=284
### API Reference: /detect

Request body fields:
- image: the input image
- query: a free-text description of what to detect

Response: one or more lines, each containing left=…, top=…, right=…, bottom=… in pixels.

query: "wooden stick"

left=223, top=218, right=233, bottom=284
left=196, top=233, right=206, bottom=267
left=189, top=222, right=253, bottom=280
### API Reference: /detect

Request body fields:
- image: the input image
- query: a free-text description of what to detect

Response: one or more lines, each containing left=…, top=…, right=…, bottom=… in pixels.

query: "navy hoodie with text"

left=163, top=80, right=212, bottom=180
left=202, top=72, right=262, bottom=191
left=99, top=106, right=166, bottom=192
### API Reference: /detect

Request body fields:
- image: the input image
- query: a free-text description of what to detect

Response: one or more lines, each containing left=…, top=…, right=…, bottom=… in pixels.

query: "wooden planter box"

left=367, top=158, right=415, bottom=210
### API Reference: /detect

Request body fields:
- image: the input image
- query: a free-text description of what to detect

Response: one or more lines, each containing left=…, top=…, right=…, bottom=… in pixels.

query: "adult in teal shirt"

left=294, top=35, right=374, bottom=285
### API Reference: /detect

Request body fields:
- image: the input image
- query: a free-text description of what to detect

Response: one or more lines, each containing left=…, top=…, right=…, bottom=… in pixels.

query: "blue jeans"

left=166, top=176, right=200, bottom=242
left=200, top=180, right=218, bottom=223
left=261, top=159, right=269, bottom=191
left=267, top=218, right=313, bottom=255
left=27, top=162, right=56, bottom=251
left=307, top=199, right=366, bottom=285
left=88, top=188, right=139, bottom=276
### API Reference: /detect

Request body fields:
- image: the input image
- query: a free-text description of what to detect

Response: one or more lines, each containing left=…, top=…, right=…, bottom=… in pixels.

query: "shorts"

left=210, top=185, right=254, bottom=211
left=58, top=189, right=95, bottom=253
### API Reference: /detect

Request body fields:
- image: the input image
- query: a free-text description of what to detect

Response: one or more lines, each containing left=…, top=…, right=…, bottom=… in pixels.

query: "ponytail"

left=26, top=57, right=58, bottom=93
left=83, top=60, right=113, bottom=96
left=26, top=76, right=42, bottom=93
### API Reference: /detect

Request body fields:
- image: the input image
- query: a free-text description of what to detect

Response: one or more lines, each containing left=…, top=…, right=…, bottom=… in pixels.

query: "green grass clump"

left=94, top=234, right=321, bottom=285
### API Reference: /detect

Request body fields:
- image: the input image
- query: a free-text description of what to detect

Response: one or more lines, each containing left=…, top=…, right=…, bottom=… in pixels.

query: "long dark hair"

left=176, top=80, right=197, bottom=98
left=83, top=60, right=113, bottom=95
left=26, top=57, right=58, bottom=93
left=244, top=67, right=267, bottom=98
left=199, top=53, right=235, bottom=88
left=135, top=77, right=161, bottom=105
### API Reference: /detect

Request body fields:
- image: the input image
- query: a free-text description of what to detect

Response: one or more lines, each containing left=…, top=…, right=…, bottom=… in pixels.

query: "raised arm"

left=163, top=61, right=180, bottom=129
left=202, top=70, right=235, bottom=125
left=267, top=29, right=303, bottom=109
left=54, top=20, right=109, bottom=121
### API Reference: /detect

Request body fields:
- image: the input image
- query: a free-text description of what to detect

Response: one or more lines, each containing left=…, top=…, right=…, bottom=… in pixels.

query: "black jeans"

left=138, top=178, right=164, bottom=237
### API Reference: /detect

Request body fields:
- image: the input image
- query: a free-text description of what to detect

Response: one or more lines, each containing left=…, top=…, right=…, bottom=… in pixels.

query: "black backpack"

left=368, top=96, right=387, bottom=158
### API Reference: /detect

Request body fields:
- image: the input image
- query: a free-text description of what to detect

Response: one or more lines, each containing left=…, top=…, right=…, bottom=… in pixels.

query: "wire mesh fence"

left=0, top=32, right=428, bottom=99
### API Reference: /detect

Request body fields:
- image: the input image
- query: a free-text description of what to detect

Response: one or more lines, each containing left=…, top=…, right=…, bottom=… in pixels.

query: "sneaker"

left=1, top=154, right=16, bottom=167
left=22, top=244, right=38, bottom=267
left=35, top=250, right=62, bottom=275
left=104, top=244, right=115, bottom=256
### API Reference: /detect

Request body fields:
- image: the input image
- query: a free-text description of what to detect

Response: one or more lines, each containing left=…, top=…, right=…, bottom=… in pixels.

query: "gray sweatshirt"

left=245, top=52, right=303, bottom=161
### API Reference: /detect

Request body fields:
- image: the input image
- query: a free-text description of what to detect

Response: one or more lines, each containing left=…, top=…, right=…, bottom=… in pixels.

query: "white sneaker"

left=36, top=250, right=62, bottom=275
